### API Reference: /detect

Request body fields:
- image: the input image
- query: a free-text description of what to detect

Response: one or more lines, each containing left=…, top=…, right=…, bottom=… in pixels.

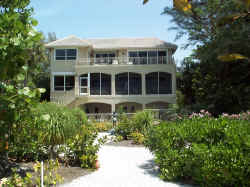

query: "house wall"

left=50, top=47, right=177, bottom=112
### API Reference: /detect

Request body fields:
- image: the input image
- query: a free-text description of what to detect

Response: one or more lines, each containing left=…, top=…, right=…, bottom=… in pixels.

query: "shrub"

left=133, top=111, right=154, bottom=135
left=145, top=111, right=250, bottom=186
left=114, top=113, right=133, bottom=140
left=94, top=122, right=113, bottom=132
left=129, top=132, right=145, bottom=144
left=8, top=103, right=87, bottom=160
left=1, top=159, right=63, bottom=186
left=64, top=123, right=105, bottom=169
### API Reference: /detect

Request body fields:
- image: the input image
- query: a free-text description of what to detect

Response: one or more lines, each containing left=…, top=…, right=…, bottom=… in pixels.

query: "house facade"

left=45, top=35, right=177, bottom=114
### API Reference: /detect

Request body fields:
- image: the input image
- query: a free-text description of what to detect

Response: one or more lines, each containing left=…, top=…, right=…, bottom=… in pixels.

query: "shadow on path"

left=138, top=159, right=160, bottom=178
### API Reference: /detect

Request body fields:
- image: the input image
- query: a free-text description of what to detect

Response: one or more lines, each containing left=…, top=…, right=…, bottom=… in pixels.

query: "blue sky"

left=30, top=0, right=193, bottom=64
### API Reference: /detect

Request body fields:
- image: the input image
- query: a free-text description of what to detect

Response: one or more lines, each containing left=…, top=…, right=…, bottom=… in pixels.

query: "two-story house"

left=45, top=35, right=177, bottom=114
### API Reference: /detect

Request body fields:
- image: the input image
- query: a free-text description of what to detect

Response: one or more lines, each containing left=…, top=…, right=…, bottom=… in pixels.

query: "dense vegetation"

left=114, top=111, right=154, bottom=144
left=145, top=0, right=250, bottom=115
left=145, top=111, right=250, bottom=186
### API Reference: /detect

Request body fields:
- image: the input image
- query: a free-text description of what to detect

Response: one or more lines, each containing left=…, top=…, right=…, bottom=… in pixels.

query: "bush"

left=145, top=111, right=250, bottom=186
left=133, top=111, right=154, bottom=135
left=64, top=123, right=104, bottom=169
left=114, top=113, right=133, bottom=140
left=94, top=122, right=113, bottom=132
left=129, top=132, right=145, bottom=144
left=9, top=103, right=87, bottom=160
left=1, top=159, right=63, bottom=186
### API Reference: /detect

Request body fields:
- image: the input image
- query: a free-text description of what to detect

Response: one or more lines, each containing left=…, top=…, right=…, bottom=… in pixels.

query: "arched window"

left=146, top=72, right=172, bottom=94
left=115, top=73, right=142, bottom=95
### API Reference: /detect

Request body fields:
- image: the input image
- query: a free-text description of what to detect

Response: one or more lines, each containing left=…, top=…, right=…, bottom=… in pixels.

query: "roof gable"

left=45, top=35, right=91, bottom=47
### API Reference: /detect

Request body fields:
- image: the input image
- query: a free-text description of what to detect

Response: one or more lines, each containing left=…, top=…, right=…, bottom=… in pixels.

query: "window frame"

left=53, top=72, right=75, bottom=92
left=128, top=49, right=170, bottom=65
left=115, top=72, right=142, bottom=96
left=89, top=72, right=112, bottom=96
left=54, top=48, right=78, bottom=61
left=146, top=72, right=172, bottom=95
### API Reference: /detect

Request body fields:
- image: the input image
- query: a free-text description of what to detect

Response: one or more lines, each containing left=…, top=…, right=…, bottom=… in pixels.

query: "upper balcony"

left=76, top=56, right=175, bottom=66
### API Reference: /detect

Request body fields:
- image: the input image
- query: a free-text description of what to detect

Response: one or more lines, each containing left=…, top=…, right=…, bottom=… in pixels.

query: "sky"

left=30, top=0, right=193, bottom=65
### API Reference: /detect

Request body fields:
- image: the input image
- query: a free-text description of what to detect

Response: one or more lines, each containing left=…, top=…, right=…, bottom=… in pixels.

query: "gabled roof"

left=45, top=35, right=91, bottom=47
left=45, top=35, right=177, bottom=51
left=86, top=37, right=177, bottom=50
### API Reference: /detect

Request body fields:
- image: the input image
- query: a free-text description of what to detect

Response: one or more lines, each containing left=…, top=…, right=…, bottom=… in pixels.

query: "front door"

left=79, top=76, right=89, bottom=95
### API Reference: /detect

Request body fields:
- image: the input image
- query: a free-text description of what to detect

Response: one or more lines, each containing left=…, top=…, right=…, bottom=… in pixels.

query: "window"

left=129, top=73, right=142, bottom=95
left=148, top=51, right=157, bottom=64
left=159, top=72, right=172, bottom=94
left=54, top=76, right=64, bottom=91
left=65, top=76, right=75, bottom=90
left=128, top=50, right=168, bottom=64
left=158, top=51, right=167, bottom=64
left=115, top=72, right=142, bottom=95
left=54, top=75, right=75, bottom=91
left=55, top=49, right=77, bottom=60
left=146, top=72, right=158, bottom=94
left=115, top=73, right=128, bottom=95
left=90, top=73, right=111, bottom=95
left=95, top=53, right=115, bottom=64
left=146, top=72, right=172, bottom=94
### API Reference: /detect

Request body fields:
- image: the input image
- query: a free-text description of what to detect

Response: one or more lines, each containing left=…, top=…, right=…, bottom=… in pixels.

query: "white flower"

left=1, top=177, right=8, bottom=184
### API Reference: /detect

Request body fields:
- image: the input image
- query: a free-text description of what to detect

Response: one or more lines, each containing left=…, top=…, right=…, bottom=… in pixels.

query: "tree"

left=143, top=0, right=250, bottom=114
left=0, top=0, right=44, bottom=157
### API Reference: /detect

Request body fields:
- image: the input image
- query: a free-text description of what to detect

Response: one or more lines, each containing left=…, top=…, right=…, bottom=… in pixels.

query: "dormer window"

left=55, top=49, right=77, bottom=60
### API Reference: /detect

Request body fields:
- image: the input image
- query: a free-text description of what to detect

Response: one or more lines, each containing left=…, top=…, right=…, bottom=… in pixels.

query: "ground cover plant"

left=145, top=110, right=250, bottom=187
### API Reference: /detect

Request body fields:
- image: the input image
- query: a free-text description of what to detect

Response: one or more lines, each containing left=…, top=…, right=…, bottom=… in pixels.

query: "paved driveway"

left=61, top=145, right=192, bottom=187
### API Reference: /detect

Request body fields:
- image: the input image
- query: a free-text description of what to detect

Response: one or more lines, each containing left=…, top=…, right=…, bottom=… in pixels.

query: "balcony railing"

left=76, top=56, right=175, bottom=66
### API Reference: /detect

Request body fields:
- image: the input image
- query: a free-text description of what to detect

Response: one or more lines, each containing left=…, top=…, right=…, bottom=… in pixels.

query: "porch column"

left=75, top=75, right=79, bottom=96
left=112, top=103, right=116, bottom=113
left=142, top=103, right=146, bottom=110
left=142, top=72, right=146, bottom=96
left=112, top=73, right=116, bottom=96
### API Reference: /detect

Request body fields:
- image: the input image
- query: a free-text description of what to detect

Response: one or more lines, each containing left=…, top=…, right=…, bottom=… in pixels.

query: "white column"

left=142, top=72, right=146, bottom=96
left=112, top=73, right=116, bottom=96
left=142, top=104, right=146, bottom=110
left=112, top=103, right=116, bottom=113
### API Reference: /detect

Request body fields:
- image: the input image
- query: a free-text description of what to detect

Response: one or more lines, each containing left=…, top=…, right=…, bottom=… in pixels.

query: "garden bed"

left=1, top=161, right=93, bottom=185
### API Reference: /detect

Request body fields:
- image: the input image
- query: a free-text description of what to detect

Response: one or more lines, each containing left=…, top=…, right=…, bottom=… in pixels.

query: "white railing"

left=76, top=56, right=175, bottom=66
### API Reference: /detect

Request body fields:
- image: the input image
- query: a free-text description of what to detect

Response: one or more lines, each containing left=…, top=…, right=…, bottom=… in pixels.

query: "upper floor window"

left=55, top=49, right=77, bottom=60
left=95, top=53, right=115, bottom=64
left=128, top=50, right=167, bottom=64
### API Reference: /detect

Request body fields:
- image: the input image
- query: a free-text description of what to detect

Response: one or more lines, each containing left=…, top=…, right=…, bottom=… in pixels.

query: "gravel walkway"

left=61, top=141, right=192, bottom=187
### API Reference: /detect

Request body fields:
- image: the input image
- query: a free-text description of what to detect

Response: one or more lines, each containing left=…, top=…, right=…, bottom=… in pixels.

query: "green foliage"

left=133, top=111, right=154, bottom=135
left=114, top=113, right=133, bottom=140
left=64, top=123, right=105, bottom=169
left=8, top=103, right=87, bottom=160
left=0, top=0, right=42, bottom=80
left=114, top=111, right=154, bottom=143
left=94, top=122, right=113, bottom=132
left=1, top=159, right=63, bottom=186
left=145, top=112, right=250, bottom=186
left=128, top=132, right=145, bottom=144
